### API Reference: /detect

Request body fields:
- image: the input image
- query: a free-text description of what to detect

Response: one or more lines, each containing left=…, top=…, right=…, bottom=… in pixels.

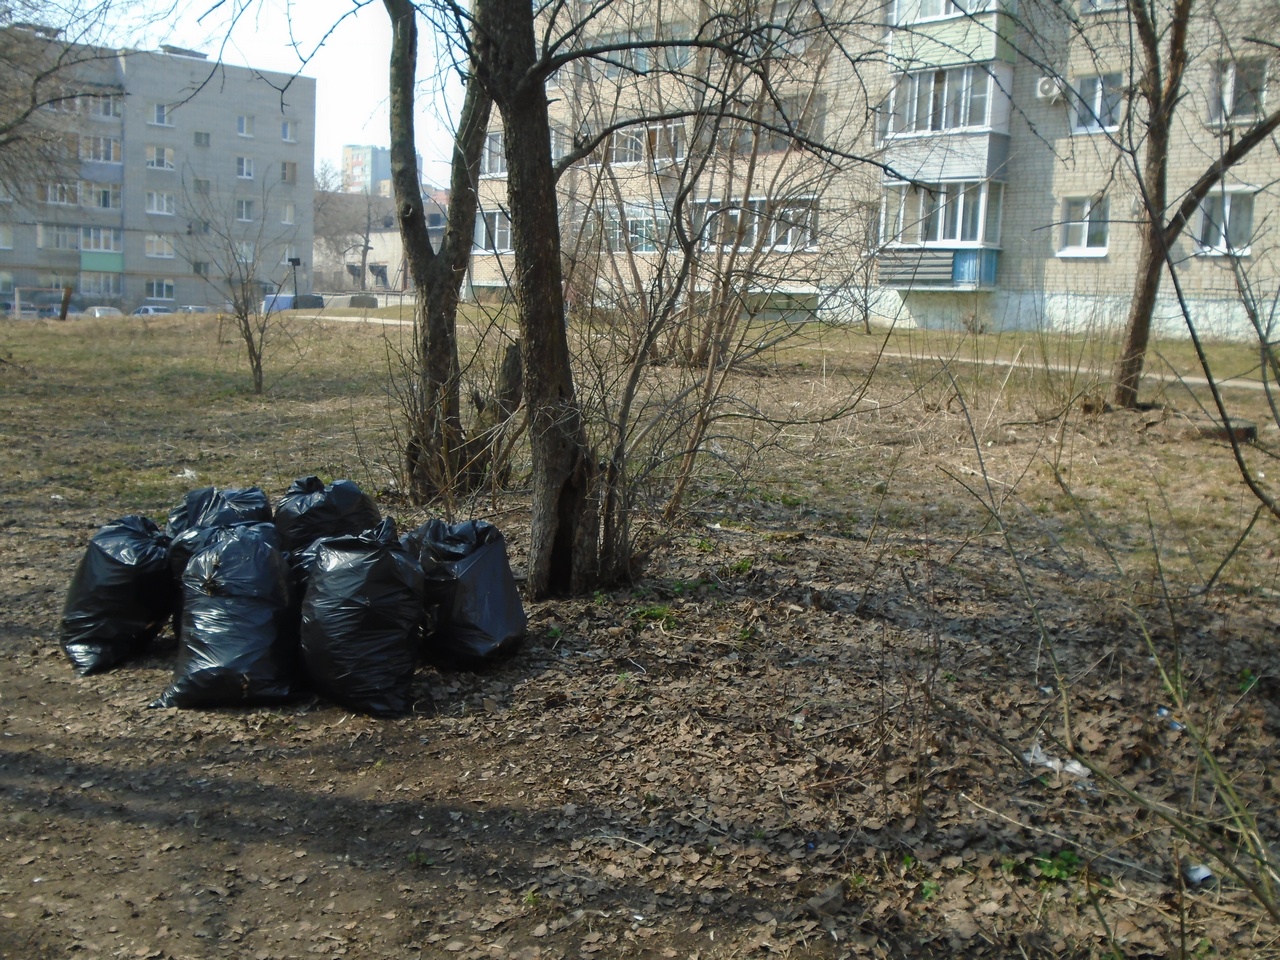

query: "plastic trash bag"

left=274, top=476, right=381, bottom=552
left=153, top=523, right=298, bottom=708
left=406, top=519, right=527, bottom=665
left=60, top=515, right=174, bottom=675
left=165, top=485, right=272, bottom=538
left=166, top=487, right=274, bottom=639
left=300, top=519, right=424, bottom=716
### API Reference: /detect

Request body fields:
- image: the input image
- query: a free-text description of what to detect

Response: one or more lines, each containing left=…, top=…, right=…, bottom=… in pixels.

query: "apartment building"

left=469, top=0, right=1276, bottom=339
left=1, top=32, right=315, bottom=312
left=341, top=145, right=392, bottom=196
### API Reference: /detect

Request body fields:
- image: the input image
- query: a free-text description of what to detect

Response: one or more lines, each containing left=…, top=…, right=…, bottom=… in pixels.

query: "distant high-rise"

left=341, top=145, right=392, bottom=195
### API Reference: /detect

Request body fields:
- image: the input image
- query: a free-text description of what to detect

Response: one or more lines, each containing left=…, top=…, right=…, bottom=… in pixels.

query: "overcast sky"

left=133, top=0, right=460, bottom=185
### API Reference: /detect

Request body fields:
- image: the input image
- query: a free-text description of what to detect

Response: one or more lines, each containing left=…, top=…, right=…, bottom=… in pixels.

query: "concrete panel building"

left=0, top=32, right=315, bottom=313
left=467, top=0, right=1277, bottom=339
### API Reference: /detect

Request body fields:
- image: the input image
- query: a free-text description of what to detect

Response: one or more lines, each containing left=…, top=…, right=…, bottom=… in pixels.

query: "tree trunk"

left=474, top=0, right=599, bottom=597
left=384, top=0, right=492, bottom=502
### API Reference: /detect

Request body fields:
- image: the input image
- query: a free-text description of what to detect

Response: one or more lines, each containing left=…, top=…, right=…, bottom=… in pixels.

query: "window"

left=84, top=94, right=122, bottom=119
left=883, top=180, right=1003, bottom=245
left=1210, top=59, right=1266, bottom=125
left=237, top=115, right=255, bottom=137
left=480, top=132, right=506, bottom=176
left=690, top=198, right=819, bottom=251
left=38, top=181, right=79, bottom=205
left=0, top=271, right=11, bottom=294
left=146, top=191, right=176, bottom=215
left=0, top=224, right=11, bottom=249
left=474, top=210, right=513, bottom=251
left=233, top=241, right=255, bottom=263
left=608, top=128, right=645, bottom=165
left=885, top=66, right=992, bottom=134
left=80, top=136, right=121, bottom=163
left=144, top=278, right=175, bottom=300
left=1080, top=0, right=1124, bottom=10
left=648, top=121, right=687, bottom=163
left=916, top=0, right=992, bottom=19
left=194, top=131, right=211, bottom=147
left=662, top=25, right=693, bottom=70
left=37, top=224, right=80, bottom=250
left=280, top=161, right=297, bottom=184
left=145, top=234, right=176, bottom=258
left=282, top=202, right=296, bottom=225
left=150, top=103, right=173, bottom=126
left=1072, top=73, right=1123, bottom=132
left=80, top=271, right=122, bottom=296
left=235, top=199, right=255, bottom=221
left=720, top=94, right=825, bottom=153
left=80, top=226, right=123, bottom=252
left=1059, top=195, right=1109, bottom=255
left=281, top=244, right=299, bottom=265
left=145, top=145, right=175, bottom=170
left=236, top=156, right=254, bottom=179
left=192, top=261, right=210, bottom=278
left=281, top=120, right=296, bottom=142
left=1198, top=190, right=1255, bottom=254
left=82, top=181, right=121, bottom=209
left=597, top=29, right=655, bottom=78
left=193, top=178, right=211, bottom=196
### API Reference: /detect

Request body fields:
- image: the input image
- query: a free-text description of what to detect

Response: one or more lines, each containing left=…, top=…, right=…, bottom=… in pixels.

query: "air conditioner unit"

left=1036, top=76, right=1066, bottom=102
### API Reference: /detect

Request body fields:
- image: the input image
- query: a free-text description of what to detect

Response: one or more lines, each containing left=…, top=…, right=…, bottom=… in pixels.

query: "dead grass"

left=2, top=313, right=1280, bottom=958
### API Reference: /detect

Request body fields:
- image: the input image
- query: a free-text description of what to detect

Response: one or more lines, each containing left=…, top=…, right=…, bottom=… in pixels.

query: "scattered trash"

left=1023, top=743, right=1091, bottom=778
left=406, top=519, right=527, bottom=665
left=153, top=523, right=298, bottom=709
left=301, top=519, right=424, bottom=716
left=1184, top=864, right=1214, bottom=885
left=274, top=476, right=381, bottom=552
left=60, top=516, right=174, bottom=675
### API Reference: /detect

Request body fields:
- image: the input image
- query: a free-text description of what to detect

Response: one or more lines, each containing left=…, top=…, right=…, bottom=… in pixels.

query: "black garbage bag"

left=165, top=485, right=272, bottom=538
left=274, top=476, right=381, bottom=552
left=300, top=519, right=424, bottom=716
left=407, top=519, right=527, bottom=665
left=60, top=515, right=174, bottom=675
left=154, top=523, right=299, bottom=708
left=166, top=487, right=274, bottom=640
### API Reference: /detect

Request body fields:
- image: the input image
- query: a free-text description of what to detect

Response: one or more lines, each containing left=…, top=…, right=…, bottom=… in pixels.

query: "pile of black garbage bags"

left=58, top=477, right=527, bottom=716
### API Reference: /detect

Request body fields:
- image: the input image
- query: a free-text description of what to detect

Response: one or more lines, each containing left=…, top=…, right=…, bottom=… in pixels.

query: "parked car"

left=133, top=305, right=173, bottom=316
left=176, top=305, right=212, bottom=314
left=262, top=293, right=325, bottom=313
left=81, top=306, right=125, bottom=318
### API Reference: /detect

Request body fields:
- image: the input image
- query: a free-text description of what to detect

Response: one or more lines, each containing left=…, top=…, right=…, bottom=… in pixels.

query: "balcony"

left=883, top=130, right=1009, bottom=181
left=890, top=7, right=1018, bottom=67
left=877, top=248, right=999, bottom=290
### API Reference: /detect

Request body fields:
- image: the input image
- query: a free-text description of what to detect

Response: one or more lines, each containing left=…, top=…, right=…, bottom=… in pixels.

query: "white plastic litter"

left=1185, top=864, right=1213, bottom=885
left=1024, top=743, right=1091, bottom=778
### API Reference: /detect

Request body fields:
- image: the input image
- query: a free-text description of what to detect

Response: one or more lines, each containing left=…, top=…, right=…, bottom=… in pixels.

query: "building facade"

left=341, top=145, right=392, bottom=196
left=1, top=34, right=315, bottom=313
left=467, top=0, right=1277, bottom=339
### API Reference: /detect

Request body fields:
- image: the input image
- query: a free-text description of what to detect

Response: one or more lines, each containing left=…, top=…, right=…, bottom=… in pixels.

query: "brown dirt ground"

left=4, top=317, right=1280, bottom=959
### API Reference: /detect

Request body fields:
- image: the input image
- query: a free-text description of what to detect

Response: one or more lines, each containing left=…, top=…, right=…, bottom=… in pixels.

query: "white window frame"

left=235, top=199, right=255, bottom=222
left=0, top=224, right=11, bottom=249
left=194, top=131, right=211, bottom=147
left=237, top=115, right=255, bottom=138
left=81, top=181, right=121, bottom=209
left=145, top=234, right=176, bottom=259
left=282, top=202, right=296, bottom=225
left=1071, top=73, right=1123, bottom=133
left=233, top=241, right=255, bottom=264
left=608, top=128, right=645, bottom=165
left=1057, top=195, right=1110, bottom=256
left=915, top=0, right=992, bottom=22
left=144, top=278, right=175, bottom=300
left=80, top=226, right=123, bottom=252
left=146, top=191, right=176, bottom=216
left=1209, top=59, right=1267, bottom=126
left=1197, top=188, right=1256, bottom=256
left=281, top=161, right=297, bottom=184
left=883, top=180, right=1003, bottom=247
left=150, top=103, right=174, bottom=126
left=37, top=223, right=80, bottom=250
left=145, top=145, right=175, bottom=171
left=236, top=156, right=255, bottom=179
left=39, top=181, right=79, bottom=205
left=885, top=65, right=992, bottom=136
left=80, top=136, right=121, bottom=163
left=281, top=119, right=297, bottom=142
left=80, top=271, right=123, bottom=297
left=480, top=132, right=507, bottom=177
left=648, top=120, right=687, bottom=164
left=474, top=209, right=513, bottom=252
